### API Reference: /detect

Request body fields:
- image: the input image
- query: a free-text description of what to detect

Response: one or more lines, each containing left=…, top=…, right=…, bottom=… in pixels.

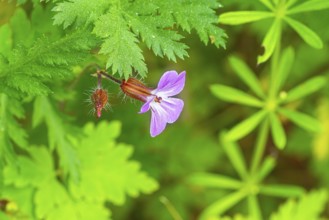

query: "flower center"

left=154, top=96, right=162, bottom=103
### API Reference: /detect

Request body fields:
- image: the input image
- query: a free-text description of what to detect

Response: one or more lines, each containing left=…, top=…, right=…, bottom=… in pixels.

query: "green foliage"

left=210, top=48, right=325, bottom=149
left=270, top=189, right=328, bottom=220
left=53, top=0, right=226, bottom=78
left=1, top=121, right=157, bottom=219
left=219, top=0, right=329, bottom=63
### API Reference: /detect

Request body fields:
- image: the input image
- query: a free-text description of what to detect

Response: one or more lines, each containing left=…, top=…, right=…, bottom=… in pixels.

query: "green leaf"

left=270, top=189, right=328, bottom=220
left=225, top=110, right=268, bottom=141
left=0, top=24, right=12, bottom=57
left=259, top=0, right=275, bottom=10
left=70, top=121, right=159, bottom=205
left=284, top=76, right=326, bottom=103
left=229, top=56, right=265, bottom=98
left=220, top=132, right=249, bottom=179
left=270, top=113, right=286, bottom=149
left=248, top=195, right=262, bottom=220
left=284, top=17, right=323, bottom=49
left=219, top=11, right=273, bottom=25
left=210, top=84, right=264, bottom=107
left=260, top=184, right=305, bottom=198
left=279, top=108, right=322, bottom=132
left=188, top=173, right=242, bottom=189
left=33, top=96, right=80, bottom=183
left=288, top=0, right=329, bottom=14
left=272, top=47, right=295, bottom=96
left=256, top=156, right=276, bottom=182
left=286, top=0, right=299, bottom=9
left=94, top=10, right=147, bottom=78
left=199, top=189, right=248, bottom=220
left=258, top=19, right=281, bottom=64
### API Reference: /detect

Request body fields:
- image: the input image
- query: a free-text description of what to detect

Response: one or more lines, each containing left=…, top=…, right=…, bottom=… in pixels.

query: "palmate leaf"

left=69, top=121, right=159, bottom=205
left=188, top=173, right=242, bottom=189
left=53, top=0, right=226, bottom=77
left=219, top=11, right=273, bottom=25
left=33, top=96, right=80, bottom=183
left=288, top=0, right=329, bottom=14
left=270, top=189, right=328, bottom=220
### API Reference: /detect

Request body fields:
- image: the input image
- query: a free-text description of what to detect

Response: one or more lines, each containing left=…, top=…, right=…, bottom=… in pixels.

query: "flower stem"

left=97, top=70, right=122, bottom=85
left=250, top=119, right=270, bottom=175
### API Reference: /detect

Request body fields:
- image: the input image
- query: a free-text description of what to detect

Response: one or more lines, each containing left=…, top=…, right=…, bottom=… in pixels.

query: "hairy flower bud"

left=91, top=88, right=108, bottom=118
left=120, top=78, right=152, bottom=102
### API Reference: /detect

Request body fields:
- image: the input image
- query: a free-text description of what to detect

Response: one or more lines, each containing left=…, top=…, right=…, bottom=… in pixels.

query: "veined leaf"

left=284, top=76, right=326, bottom=103
left=279, top=108, right=322, bottom=132
left=188, top=173, right=242, bottom=189
left=219, top=11, right=273, bottom=25
left=260, top=184, right=305, bottom=198
left=210, top=84, right=264, bottom=107
left=288, top=0, right=329, bottom=14
left=229, top=56, right=265, bottom=98
left=284, top=17, right=323, bottom=49
left=220, top=132, right=249, bottom=180
left=257, top=18, right=281, bottom=64
left=270, top=189, right=328, bottom=220
left=226, top=110, right=268, bottom=141
left=272, top=47, right=295, bottom=96
left=199, top=189, right=248, bottom=220
left=270, top=113, right=286, bottom=149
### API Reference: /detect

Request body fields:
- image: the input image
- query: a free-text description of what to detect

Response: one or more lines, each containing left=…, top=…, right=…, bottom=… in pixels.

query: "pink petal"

left=139, top=97, right=153, bottom=114
left=160, top=98, right=184, bottom=123
left=150, top=107, right=167, bottom=137
left=154, top=71, right=186, bottom=97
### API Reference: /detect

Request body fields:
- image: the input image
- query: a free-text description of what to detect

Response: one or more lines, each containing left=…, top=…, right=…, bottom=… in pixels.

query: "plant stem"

left=97, top=70, right=122, bottom=85
left=250, top=119, right=270, bottom=175
left=160, top=196, right=183, bottom=220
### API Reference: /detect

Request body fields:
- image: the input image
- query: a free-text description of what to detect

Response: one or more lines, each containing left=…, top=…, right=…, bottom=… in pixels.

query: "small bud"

left=91, top=88, right=108, bottom=118
left=120, top=78, right=152, bottom=102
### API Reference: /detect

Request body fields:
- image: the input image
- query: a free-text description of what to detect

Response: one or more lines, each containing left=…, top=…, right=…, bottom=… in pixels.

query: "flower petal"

left=160, top=98, right=184, bottom=123
left=139, top=97, right=153, bottom=114
left=154, top=70, right=186, bottom=97
left=150, top=107, right=167, bottom=137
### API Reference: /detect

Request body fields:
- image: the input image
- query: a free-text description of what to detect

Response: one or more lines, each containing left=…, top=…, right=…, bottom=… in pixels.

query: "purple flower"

left=139, top=71, right=186, bottom=137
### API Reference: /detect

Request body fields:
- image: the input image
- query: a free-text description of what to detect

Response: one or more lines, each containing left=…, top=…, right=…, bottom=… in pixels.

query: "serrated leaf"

left=284, top=76, right=326, bottom=103
left=270, top=113, right=286, bottom=149
left=270, top=189, right=328, bottom=220
left=219, top=11, right=273, bottom=25
left=229, top=56, right=265, bottom=98
left=94, top=11, right=147, bottom=78
left=279, top=108, right=322, bottom=132
left=284, top=17, right=323, bottom=49
left=188, top=173, right=242, bottom=189
left=226, top=110, right=268, bottom=141
left=258, top=19, right=281, bottom=64
left=288, top=0, right=329, bottom=14
left=210, top=84, right=264, bottom=107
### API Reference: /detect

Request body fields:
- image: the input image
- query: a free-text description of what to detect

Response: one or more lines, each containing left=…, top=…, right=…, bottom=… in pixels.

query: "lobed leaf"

left=270, top=189, right=328, bottom=220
